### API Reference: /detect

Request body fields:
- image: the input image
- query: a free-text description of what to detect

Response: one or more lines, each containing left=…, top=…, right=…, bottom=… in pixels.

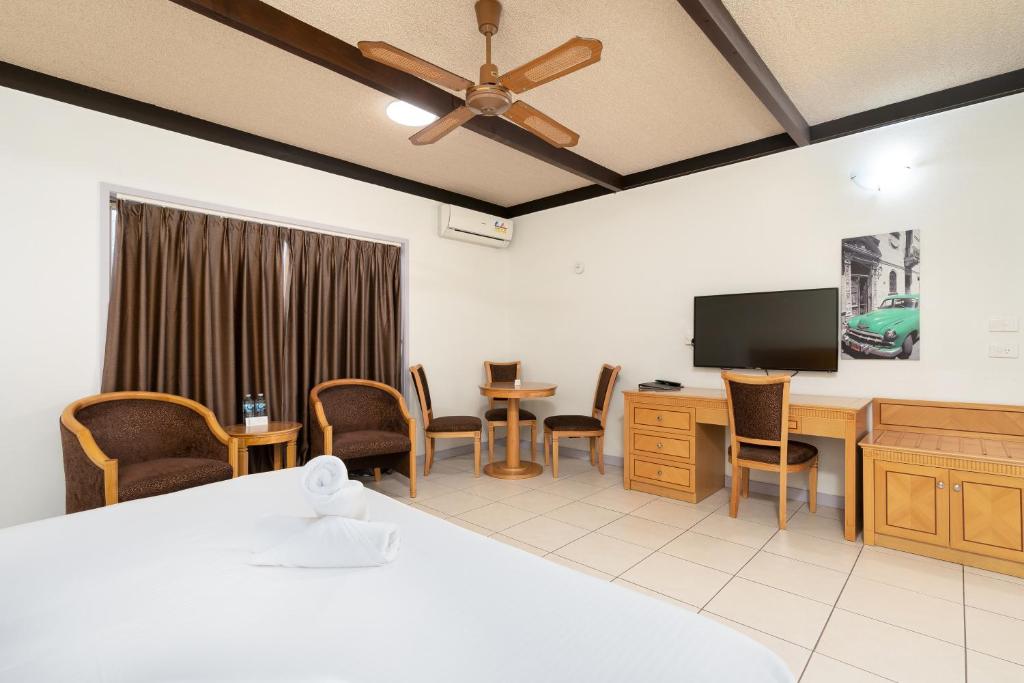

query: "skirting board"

left=426, top=439, right=623, bottom=467
left=724, top=475, right=845, bottom=510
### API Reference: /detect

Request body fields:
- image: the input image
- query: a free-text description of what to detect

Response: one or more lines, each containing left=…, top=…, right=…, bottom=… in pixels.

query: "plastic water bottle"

left=243, top=394, right=255, bottom=419
left=255, top=392, right=267, bottom=418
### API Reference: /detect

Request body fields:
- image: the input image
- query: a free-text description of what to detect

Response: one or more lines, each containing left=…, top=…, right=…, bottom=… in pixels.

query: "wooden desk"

left=479, top=381, right=556, bottom=479
left=623, top=388, right=870, bottom=541
left=225, top=421, right=302, bottom=476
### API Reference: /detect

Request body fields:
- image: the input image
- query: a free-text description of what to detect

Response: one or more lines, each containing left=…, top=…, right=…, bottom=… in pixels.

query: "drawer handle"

left=656, top=469, right=663, bottom=477
left=656, top=415, right=663, bottom=422
left=656, top=442, right=663, bottom=449
left=937, top=481, right=945, bottom=490
left=953, top=483, right=962, bottom=493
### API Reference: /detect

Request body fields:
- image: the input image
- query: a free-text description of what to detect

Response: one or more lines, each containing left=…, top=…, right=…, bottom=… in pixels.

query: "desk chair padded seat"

left=544, top=414, right=601, bottom=431
left=427, top=415, right=482, bottom=433
left=310, top=380, right=417, bottom=497
left=729, top=441, right=818, bottom=465
left=60, top=392, right=237, bottom=514
left=485, top=407, right=537, bottom=422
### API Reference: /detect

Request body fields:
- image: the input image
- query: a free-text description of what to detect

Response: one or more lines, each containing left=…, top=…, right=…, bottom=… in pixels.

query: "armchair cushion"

left=332, top=430, right=412, bottom=459
left=485, top=407, right=537, bottom=422
left=426, top=415, right=482, bottom=433
left=729, top=441, right=818, bottom=466
left=544, top=415, right=602, bottom=432
left=119, top=457, right=233, bottom=502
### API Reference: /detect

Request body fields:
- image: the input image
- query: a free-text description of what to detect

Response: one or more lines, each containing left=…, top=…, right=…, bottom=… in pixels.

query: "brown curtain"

left=102, top=199, right=402, bottom=465
left=286, top=230, right=402, bottom=460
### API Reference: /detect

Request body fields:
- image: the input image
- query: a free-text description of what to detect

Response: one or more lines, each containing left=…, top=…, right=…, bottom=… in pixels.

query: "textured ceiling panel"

left=724, top=0, right=1024, bottom=125
left=266, top=0, right=784, bottom=174
left=0, top=0, right=590, bottom=206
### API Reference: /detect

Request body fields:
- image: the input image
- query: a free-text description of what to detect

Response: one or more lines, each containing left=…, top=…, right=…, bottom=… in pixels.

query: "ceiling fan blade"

left=498, top=37, right=602, bottom=94
left=409, top=106, right=475, bottom=145
left=503, top=101, right=579, bottom=148
left=358, top=41, right=474, bottom=91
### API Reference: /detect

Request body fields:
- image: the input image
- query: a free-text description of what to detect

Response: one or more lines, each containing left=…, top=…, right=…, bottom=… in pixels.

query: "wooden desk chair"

left=483, top=360, right=538, bottom=466
left=722, top=371, right=819, bottom=529
left=60, top=391, right=237, bottom=513
left=410, top=364, right=483, bottom=477
left=543, top=363, right=620, bottom=478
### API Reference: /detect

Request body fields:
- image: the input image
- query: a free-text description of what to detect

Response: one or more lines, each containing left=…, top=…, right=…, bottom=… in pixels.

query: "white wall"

left=507, top=92, right=1024, bottom=499
left=0, top=87, right=510, bottom=528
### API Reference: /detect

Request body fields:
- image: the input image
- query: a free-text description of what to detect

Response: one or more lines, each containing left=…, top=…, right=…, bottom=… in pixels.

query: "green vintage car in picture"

left=842, top=294, right=920, bottom=359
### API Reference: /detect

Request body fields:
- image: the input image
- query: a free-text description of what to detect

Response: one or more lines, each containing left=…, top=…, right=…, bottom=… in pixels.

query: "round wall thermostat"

left=573, top=262, right=585, bottom=275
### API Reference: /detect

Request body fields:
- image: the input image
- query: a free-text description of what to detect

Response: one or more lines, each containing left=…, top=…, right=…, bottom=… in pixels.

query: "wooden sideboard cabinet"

left=863, top=398, right=1024, bottom=578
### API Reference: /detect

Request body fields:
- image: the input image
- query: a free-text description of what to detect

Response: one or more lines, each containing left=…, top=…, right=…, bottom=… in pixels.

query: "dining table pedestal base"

left=483, top=460, right=543, bottom=480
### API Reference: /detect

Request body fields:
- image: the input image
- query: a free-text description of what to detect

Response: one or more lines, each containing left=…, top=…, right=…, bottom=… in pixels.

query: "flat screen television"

left=693, top=287, right=838, bottom=372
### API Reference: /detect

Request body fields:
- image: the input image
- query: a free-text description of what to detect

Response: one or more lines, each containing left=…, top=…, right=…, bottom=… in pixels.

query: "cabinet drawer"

left=787, top=417, right=800, bottom=432
left=632, top=432, right=693, bottom=462
left=633, top=407, right=693, bottom=432
left=633, top=458, right=693, bottom=490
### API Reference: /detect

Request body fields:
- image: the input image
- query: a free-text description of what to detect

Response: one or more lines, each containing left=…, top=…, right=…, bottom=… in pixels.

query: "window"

left=888, top=269, right=897, bottom=294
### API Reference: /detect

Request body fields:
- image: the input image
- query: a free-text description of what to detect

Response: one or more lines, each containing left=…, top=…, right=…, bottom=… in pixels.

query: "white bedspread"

left=0, top=470, right=793, bottom=683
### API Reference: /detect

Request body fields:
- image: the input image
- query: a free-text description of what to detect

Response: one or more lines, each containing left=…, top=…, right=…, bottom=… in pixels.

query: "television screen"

left=693, top=288, right=839, bottom=372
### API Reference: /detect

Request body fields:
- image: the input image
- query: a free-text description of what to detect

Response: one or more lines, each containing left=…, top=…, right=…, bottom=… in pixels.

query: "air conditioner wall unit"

left=438, top=204, right=513, bottom=248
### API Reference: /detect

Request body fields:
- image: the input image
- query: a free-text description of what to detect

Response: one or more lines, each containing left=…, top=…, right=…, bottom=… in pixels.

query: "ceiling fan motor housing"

left=466, top=83, right=513, bottom=116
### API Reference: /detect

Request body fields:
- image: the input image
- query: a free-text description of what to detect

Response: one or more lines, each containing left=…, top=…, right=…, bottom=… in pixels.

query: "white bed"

left=0, top=470, right=792, bottom=682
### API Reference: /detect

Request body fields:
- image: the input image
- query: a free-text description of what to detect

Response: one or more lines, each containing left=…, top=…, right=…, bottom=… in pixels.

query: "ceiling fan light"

left=386, top=100, right=438, bottom=127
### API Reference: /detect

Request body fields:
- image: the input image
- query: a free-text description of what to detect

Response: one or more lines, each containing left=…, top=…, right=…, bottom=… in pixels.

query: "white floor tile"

left=967, top=650, right=1024, bottom=682
left=503, top=489, right=574, bottom=514
left=456, top=502, right=536, bottom=533
left=837, top=576, right=964, bottom=645
left=695, top=487, right=730, bottom=511
left=966, top=606, right=1024, bottom=666
left=612, top=579, right=699, bottom=612
left=544, top=501, right=623, bottom=531
left=423, top=471, right=480, bottom=490
left=701, top=612, right=811, bottom=679
left=490, top=533, right=547, bottom=557
left=785, top=508, right=862, bottom=545
left=965, top=570, right=1024, bottom=621
left=704, top=577, right=831, bottom=648
left=568, top=469, right=620, bottom=488
left=416, top=491, right=492, bottom=516
left=852, top=545, right=963, bottom=603
left=801, top=653, right=889, bottom=682
left=581, top=486, right=656, bottom=514
left=596, top=515, right=683, bottom=550
left=546, top=554, right=614, bottom=581
left=763, top=530, right=861, bottom=572
left=620, top=552, right=731, bottom=607
left=661, top=531, right=758, bottom=573
left=446, top=517, right=493, bottom=536
left=502, top=516, right=590, bottom=552
left=537, top=478, right=608, bottom=500
left=713, top=492, right=801, bottom=527
left=691, top=513, right=778, bottom=549
left=554, top=532, right=652, bottom=575
left=407, top=479, right=458, bottom=502
left=965, top=565, right=1024, bottom=587
left=408, top=503, right=448, bottom=519
left=818, top=609, right=965, bottom=682
left=461, top=479, right=533, bottom=501
left=739, top=551, right=848, bottom=605
left=632, top=499, right=711, bottom=529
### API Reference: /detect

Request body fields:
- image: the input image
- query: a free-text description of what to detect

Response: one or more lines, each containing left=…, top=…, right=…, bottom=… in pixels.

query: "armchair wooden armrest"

left=60, top=408, right=119, bottom=506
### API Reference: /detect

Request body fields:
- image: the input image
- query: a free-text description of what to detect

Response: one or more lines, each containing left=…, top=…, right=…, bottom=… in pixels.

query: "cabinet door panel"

left=950, top=471, right=1024, bottom=563
left=874, top=461, right=949, bottom=546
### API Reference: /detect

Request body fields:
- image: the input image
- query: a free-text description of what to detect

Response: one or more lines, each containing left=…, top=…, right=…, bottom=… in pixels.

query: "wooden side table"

left=224, top=421, right=302, bottom=476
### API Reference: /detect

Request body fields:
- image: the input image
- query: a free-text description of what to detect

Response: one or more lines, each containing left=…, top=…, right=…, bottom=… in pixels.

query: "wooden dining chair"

left=543, top=363, right=620, bottom=478
left=722, top=371, right=819, bottom=529
left=410, top=364, right=483, bottom=477
left=483, top=360, right=537, bottom=465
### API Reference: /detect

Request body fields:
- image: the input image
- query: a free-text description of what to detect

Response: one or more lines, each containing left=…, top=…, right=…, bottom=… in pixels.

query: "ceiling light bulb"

left=851, top=154, right=913, bottom=192
left=386, top=101, right=438, bottom=127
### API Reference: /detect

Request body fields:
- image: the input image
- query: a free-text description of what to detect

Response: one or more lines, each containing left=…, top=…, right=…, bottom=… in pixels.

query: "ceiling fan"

left=358, top=0, right=602, bottom=148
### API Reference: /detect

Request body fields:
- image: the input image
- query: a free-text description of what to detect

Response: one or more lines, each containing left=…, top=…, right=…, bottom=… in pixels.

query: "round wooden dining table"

left=479, top=380, right=557, bottom=479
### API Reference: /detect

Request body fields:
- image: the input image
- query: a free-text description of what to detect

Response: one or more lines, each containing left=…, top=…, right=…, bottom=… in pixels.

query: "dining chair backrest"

left=592, top=364, right=621, bottom=427
left=409, top=364, right=433, bottom=429
left=721, top=371, right=792, bottom=452
left=484, top=360, right=521, bottom=410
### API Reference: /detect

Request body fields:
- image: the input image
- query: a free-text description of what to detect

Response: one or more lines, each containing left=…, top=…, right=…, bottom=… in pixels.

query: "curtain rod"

left=110, top=192, right=403, bottom=247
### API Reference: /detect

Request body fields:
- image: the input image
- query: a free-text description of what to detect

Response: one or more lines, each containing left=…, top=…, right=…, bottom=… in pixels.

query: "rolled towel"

left=302, top=455, right=368, bottom=520
left=251, top=516, right=400, bottom=568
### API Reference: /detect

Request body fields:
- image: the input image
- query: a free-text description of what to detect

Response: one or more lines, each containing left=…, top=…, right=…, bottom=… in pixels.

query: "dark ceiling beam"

left=168, top=0, right=624, bottom=192
left=811, top=67, right=1024, bottom=142
left=0, top=61, right=511, bottom=217
left=676, top=0, right=810, bottom=147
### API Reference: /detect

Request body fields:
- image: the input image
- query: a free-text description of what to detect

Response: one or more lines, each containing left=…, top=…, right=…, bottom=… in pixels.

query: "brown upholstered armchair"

left=60, top=391, right=238, bottom=514
left=310, top=379, right=417, bottom=497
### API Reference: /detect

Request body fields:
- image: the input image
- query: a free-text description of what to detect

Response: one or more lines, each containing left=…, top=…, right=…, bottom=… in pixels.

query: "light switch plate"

left=989, top=343, right=1020, bottom=358
left=989, top=316, right=1020, bottom=332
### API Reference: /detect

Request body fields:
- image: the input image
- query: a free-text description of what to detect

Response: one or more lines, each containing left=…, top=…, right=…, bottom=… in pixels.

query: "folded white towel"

left=302, top=455, right=369, bottom=520
left=251, top=516, right=400, bottom=568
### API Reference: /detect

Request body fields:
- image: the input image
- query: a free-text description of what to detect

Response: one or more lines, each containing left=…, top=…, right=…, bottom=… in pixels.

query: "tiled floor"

left=369, top=448, right=1024, bottom=683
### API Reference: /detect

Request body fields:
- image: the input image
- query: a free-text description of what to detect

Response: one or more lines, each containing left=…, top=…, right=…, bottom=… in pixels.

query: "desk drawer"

left=632, top=432, right=693, bottom=462
left=633, top=407, right=693, bottom=432
left=633, top=458, right=694, bottom=490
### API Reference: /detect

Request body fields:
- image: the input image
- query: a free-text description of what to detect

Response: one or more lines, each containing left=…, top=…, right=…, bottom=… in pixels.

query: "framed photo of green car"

left=841, top=230, right=921, bottom=360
